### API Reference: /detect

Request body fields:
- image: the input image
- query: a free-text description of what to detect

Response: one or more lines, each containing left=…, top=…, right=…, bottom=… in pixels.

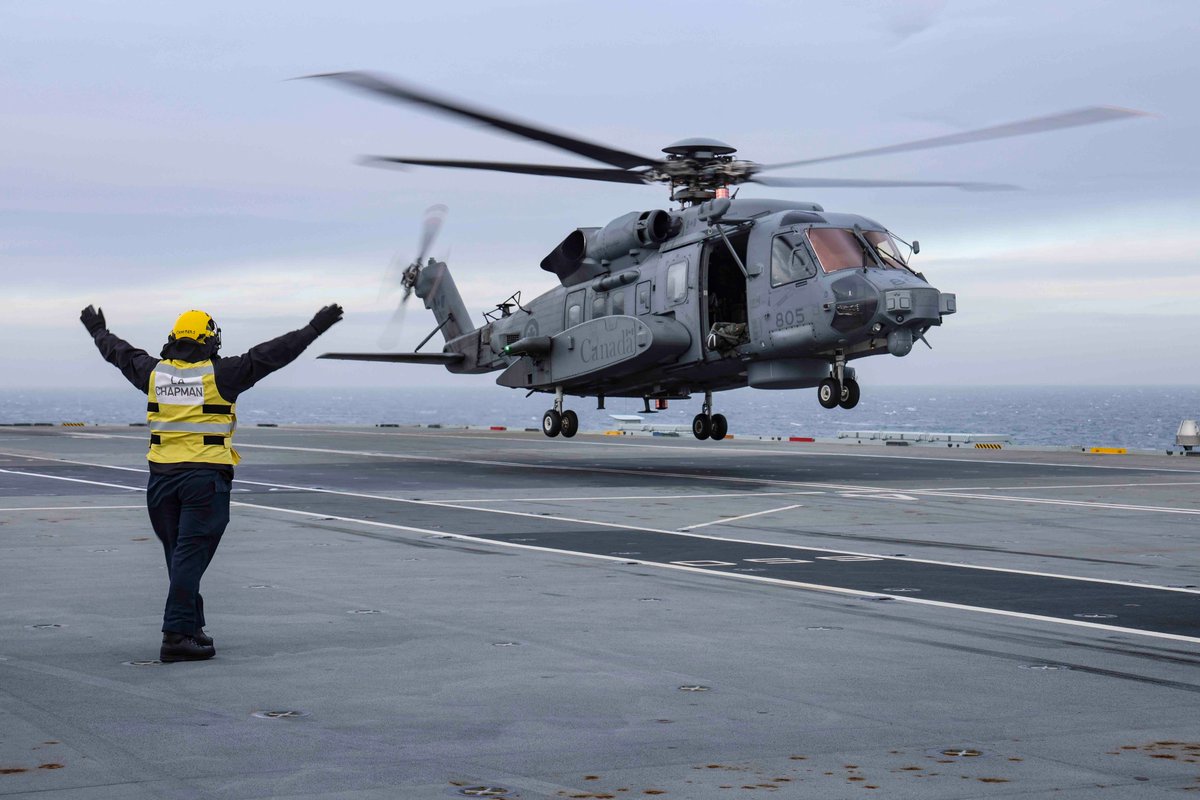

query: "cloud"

left=866, top=0, right=947, bottom=41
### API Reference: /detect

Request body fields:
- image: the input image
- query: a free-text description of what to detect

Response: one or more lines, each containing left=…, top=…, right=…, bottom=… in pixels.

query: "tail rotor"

left=379, top=204, right=448, bottom=348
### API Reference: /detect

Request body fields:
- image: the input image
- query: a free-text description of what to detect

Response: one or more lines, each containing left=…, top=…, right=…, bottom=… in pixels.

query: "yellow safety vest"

left=146, top=359, right=240, bottom=466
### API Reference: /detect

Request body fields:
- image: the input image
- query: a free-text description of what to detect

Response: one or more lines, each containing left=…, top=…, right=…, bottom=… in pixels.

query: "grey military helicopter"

left=312, top=72, right=1143, bottom=440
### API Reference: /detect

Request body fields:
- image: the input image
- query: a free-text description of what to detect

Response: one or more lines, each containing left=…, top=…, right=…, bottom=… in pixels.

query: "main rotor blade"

left=307, top=71, right=660, bottom=170
left=763, top=106, right=1150, bottom=170
left=750, top=176, right=1018, bottom=191
left=365, top=156, right=651, bottom=184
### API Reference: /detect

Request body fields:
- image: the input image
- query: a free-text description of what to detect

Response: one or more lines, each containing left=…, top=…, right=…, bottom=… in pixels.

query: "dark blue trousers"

left=146, top=470, right=232, bottom=635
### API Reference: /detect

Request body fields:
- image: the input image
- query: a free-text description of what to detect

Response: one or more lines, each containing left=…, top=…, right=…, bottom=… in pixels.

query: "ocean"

left=2, top=385, right=1197, bottom=451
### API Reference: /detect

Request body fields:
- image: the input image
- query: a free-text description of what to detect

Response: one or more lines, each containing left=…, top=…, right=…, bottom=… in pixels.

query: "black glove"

left=80, top=304, right=106, bottom=336
left=309, top=303, right=344, bottom=335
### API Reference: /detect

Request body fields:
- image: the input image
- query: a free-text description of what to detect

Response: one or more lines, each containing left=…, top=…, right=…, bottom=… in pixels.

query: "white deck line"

left=214, top=439, right=1200, bottom=514
left=451, top=491, right=826, bottom=503
left=0, top=468, right=144, bottom=492
left=283, top=426, right=1200, bottom=475
left=250, top=441, right=1200, bottom=515
left=7, top=462, right=1196, bottom=646
left=6, top=425, right=1200, bottom=476
left=233, top=502, right=1200, bottom=645
left=976, top=480, right=1200, bottom=491
left=906, top=488, right=1200, bottom=516
left=0, top=504, right=143, bottom=511
left=679, top=504, right=804, bottom=531
left=4, top=457, right=1199, bottom=597
left=14, top=437, right=1200, bottom=517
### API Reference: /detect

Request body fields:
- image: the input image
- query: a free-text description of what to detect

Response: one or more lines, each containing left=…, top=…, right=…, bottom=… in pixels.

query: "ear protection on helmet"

left=168, top=310, right=221, bottom=351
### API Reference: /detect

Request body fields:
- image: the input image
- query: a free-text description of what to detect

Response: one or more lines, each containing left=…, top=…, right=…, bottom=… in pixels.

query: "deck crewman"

left=80, top=304, right=343, bottom=662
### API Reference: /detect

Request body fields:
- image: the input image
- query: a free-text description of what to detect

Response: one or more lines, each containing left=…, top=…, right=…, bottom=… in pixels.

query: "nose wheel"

left=692, top=391, right=729, bottom=441
left=542, top=387, right=579, bottom=438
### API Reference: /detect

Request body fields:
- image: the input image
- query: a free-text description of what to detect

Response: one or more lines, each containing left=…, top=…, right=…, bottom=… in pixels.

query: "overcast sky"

left=4, top=0, right=1198, bottom=392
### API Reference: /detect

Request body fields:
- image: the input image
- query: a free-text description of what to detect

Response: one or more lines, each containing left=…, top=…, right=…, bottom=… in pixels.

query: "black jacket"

left=90, top=324, right=321, bottom=474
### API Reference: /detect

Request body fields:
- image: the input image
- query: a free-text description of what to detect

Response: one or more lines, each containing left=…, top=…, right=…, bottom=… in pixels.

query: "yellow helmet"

left=169, top=309, right=221, bottom=348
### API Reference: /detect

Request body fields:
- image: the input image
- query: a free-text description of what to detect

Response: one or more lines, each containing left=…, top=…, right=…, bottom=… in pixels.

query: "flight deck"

left=2, top=425, right=1199, bottom=798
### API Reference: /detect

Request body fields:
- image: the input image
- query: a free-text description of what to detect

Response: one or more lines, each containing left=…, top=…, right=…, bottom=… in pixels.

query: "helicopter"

left=310, top=71, right=1144, bottom=441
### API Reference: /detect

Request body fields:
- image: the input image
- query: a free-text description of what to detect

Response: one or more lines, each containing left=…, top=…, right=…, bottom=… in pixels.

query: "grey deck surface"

left=2, top=425, right=1199, bottom=798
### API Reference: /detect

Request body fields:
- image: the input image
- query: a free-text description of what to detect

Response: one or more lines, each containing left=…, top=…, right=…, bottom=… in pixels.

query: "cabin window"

left=592, top=294, right=607, bottom=319
left=636, top=280, right=652, bottom=315
left=666, top=260, right=688, bottom=304
left=807, top=228, right=874, bottom=272
left=771, top=232, right=817, bottom=286
left=565, top=290, right=585, bottom=327
left=612, top=290, right=625, bottom=315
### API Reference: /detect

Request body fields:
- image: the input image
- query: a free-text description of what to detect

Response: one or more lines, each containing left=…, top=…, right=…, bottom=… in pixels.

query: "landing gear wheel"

left=542, top=409, right=562, bottom=437
left=838, top=378, right=861, bottom=410
left=560, top=409, right=579, bottom=438
left=818, top=378, right=841, bottom=409
left=709, top=413, right=728, bottom=441
left=692, top=413, right=712, bottom=440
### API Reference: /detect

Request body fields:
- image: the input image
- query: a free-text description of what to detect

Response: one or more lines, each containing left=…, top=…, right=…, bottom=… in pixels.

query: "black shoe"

left=193, top=628, right=214, bottom=648
left=160, top=633, right=215, bottom=663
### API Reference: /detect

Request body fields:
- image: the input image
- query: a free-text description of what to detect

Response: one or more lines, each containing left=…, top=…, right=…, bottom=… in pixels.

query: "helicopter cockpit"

left=808, top=228, right=912, bottom=271
left=770, top=227, right=915, bottom=286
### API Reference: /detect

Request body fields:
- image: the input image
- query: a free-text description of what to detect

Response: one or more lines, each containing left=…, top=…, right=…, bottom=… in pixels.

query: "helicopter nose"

left=876, top=287, right=956, bottom=355
left=883, top=288, right=940, bottom=320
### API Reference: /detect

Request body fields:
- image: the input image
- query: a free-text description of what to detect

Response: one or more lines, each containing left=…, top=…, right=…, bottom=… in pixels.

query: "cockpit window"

left=806, top=228, right=874, bottom=272
left=863, top=231, right=909, bottom=270
left=770, top=232, right=817, bottom=286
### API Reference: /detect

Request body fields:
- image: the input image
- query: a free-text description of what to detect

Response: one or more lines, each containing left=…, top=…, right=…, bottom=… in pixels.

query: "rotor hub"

left=657, top=142, right=757, bottom=204
left=661, top=137, right=738, bottom=159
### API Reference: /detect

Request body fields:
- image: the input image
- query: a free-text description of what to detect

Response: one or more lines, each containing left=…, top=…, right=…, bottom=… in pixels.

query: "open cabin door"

left=700, top=231, right=750, bottom=358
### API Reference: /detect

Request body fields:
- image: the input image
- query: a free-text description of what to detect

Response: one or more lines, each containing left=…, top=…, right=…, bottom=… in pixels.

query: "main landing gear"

left=692, top=390, right=729, bottom=441
left=817, top=356, right=860, bottom=410
left=542, top=386, right=578, bottom=438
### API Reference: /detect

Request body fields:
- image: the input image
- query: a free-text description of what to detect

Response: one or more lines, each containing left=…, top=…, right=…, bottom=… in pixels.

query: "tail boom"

left=416, top=260, right=472, bottom=343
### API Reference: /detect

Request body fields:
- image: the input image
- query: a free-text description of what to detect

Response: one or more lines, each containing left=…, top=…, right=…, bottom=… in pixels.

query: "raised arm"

left=213, top=304, right=343, bottom=400
left=80, top=305, right=159, bottom=393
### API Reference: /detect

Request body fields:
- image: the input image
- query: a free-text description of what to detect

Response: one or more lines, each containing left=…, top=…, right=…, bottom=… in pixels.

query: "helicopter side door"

left=746, top=221, right=821, bottom=357
left=654, top=244, right=704, bottom=365
left=699, top=232, right=750, bottom=360
left=564, top=289, right=586, bottom=329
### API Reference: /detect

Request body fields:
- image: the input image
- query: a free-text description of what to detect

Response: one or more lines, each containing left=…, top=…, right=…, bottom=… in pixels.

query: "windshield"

left=863, top=230, right=909, bottom=270
left=806, top=228, right=913, bottom=273
left=806, top=228, right=873, bottom=272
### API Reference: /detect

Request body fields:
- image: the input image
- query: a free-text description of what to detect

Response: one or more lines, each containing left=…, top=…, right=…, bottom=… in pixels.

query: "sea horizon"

left=3, top=384, right=1197, bottom=452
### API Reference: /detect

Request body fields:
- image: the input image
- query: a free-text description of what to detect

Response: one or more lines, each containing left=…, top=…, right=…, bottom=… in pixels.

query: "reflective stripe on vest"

left=149, top=421, right=235, bottom=435
left=153, top=361, right=215, bottom=378
left=146, top=359, right=240, bottom=466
